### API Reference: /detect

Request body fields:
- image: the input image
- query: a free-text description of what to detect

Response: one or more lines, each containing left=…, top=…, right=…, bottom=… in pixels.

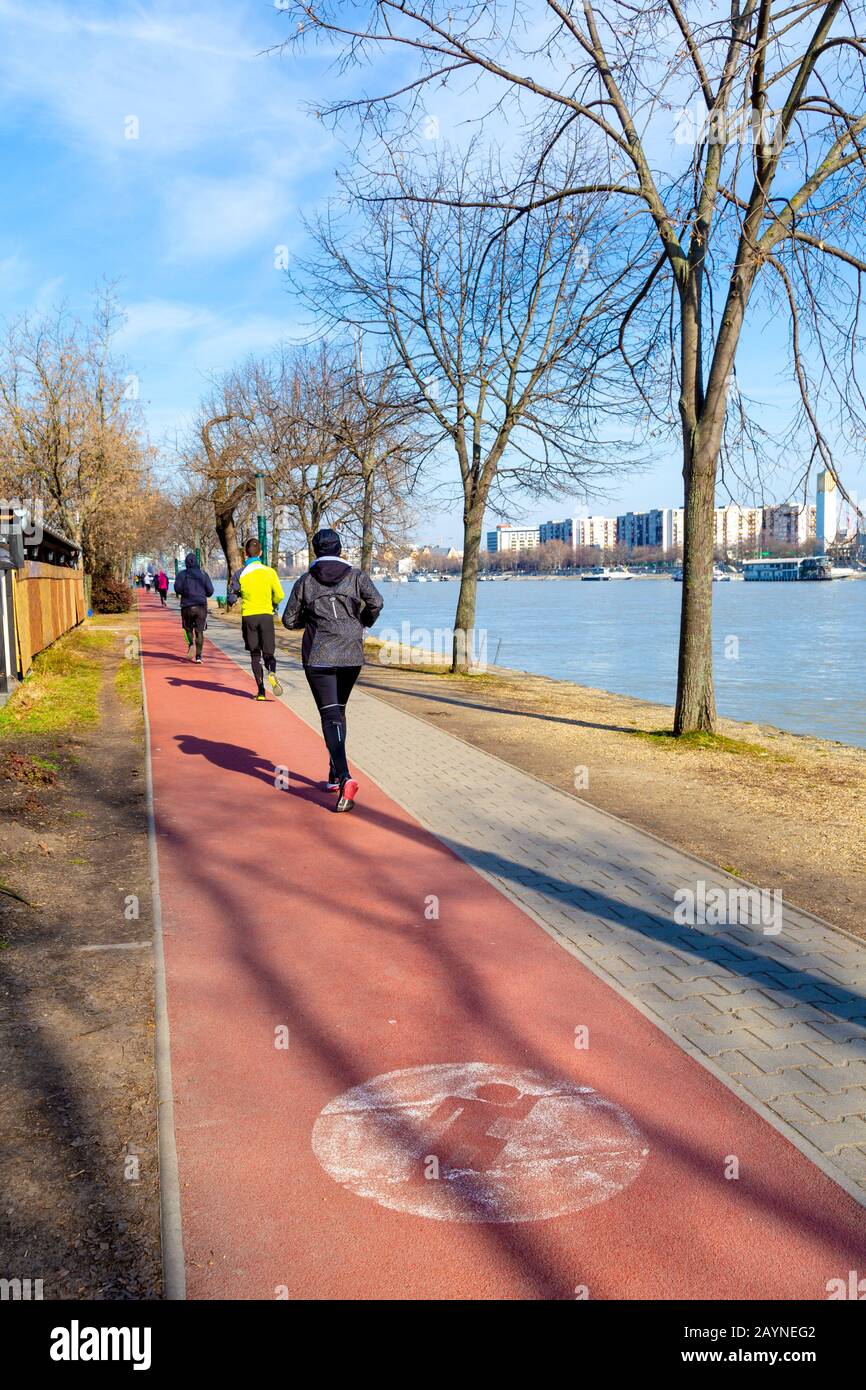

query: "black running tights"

left=304, top=665, right=361, bottom=782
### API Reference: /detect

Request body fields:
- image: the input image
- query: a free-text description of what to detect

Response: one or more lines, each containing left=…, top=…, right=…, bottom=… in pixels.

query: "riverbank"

left=213, top=602, right=864, bottom=941
left=0, top=615, right=160, bottom=1299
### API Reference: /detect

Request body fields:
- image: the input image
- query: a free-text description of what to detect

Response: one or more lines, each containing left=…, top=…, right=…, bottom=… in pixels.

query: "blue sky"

left=0, top=0, right=862, bottom=546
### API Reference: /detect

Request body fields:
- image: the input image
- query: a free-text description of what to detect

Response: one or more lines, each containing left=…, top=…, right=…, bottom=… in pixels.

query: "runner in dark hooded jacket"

left=173, top=553, right=214, bottom=662
left=282, top=528, right=383, bottom=812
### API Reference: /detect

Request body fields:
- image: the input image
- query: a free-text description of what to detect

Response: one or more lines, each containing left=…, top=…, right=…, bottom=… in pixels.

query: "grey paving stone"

left=767, top=1094, right=835, bottom=1133
left=802, top=1062, right=866, bottom=1091
left=829, top=1146, right=866, bottom=1188
left=781, top=1116, right=866, bottom=1153
left=736, top=1069, right=827, bottom=1103
left=740, top=1044, right=829, bottom=1074
left=798, top=1088, right=866, bottom=1123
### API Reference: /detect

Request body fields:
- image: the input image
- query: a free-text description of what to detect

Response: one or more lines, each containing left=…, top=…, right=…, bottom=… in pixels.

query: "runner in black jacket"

left=282, top=528, right=383, bottom=812
left=173, top=553, right=214, bottom=662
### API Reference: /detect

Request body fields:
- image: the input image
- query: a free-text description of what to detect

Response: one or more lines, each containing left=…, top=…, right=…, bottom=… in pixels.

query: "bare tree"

left=225, top=343, right=355, bottom=557
left=328, top=342, right=422, bottom=570
left=283, top=0, right=866, bottom=727
left=168, top=482, right=220, bottom=571
left=0, top=288, right=156, bottom=577
left=184, top=387, right=256, bottom=583
left=304, top=145, right=638, bottom=670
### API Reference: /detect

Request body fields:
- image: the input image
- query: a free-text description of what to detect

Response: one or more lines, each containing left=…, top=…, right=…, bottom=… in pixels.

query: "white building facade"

left=576, top=516, right=619, bottom=551
left=815, top=470, right=838, bottom=549
left=486, top=524, right=541, bottom=552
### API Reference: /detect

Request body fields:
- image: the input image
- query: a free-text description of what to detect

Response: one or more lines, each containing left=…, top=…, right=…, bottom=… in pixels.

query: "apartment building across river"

left=492, top=502, right=819, bottom=557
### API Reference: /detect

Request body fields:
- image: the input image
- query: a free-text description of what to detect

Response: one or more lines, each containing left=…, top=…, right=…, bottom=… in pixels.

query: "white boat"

left=581, top=565, right=633, bottom=581
left=672, top=567, right=735, bottom=581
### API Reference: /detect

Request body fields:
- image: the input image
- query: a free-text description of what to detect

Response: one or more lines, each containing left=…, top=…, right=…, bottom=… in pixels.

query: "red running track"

left=140, top=597, right=866, bottom=1299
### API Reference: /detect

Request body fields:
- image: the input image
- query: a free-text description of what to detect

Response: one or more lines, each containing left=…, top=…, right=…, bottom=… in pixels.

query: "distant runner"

left=282, top=528, right=383, bottom=812
left=173, top=552, right=214, bottom=663
left=156, top=569, right=169, bottom=607
left=227, top=539, right=285, bottom=700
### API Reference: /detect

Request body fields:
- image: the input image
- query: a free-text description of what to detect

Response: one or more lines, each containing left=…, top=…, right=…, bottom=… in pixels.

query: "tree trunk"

left=270, top=524, right=281, bottom=569
left=361, top=458, right=376, bottom=573
left=452, top=498, right=485, bottom=673
left=674, top=437, right=717, bottom=734
left=215, top=507, right=242, bottom=584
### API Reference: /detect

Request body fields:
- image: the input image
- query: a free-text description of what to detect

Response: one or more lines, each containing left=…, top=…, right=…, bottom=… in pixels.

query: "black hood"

left=311, top=557, right=352, bottom=586
left=184, top=552, right=198, bottom=569
left=311, top=527, right=342, bottom=557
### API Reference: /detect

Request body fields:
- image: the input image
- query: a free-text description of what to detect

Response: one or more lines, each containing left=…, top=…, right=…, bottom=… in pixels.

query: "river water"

left=211, top=575, right=866, bottom=748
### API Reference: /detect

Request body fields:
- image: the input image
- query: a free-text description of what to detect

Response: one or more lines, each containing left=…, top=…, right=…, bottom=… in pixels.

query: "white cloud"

left=0, top=0, right=266, bottom=158
left=0, top=0, right=333, bottom=165
left=118, top=296, right=302, bottom=370
left=0, top=252, right=28, bottom=292
left=118, top=296, right=307, bottom=449
left=161, top=167, right=294, bottom=264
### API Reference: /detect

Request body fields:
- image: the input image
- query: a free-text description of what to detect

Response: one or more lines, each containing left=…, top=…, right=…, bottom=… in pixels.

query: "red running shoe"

left=336, top=778, right=359, bottom=812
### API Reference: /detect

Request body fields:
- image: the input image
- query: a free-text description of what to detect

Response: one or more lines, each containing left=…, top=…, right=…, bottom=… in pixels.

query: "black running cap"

left=311, top=528, right=342, bottom=557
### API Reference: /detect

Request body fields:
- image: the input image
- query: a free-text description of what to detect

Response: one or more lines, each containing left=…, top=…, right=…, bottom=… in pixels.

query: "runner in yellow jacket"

left=226, top=538, right=285, bottom=700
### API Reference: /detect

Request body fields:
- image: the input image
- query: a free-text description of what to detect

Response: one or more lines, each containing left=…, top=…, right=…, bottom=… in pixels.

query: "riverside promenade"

left=140, top=596, right=866, bottom=1299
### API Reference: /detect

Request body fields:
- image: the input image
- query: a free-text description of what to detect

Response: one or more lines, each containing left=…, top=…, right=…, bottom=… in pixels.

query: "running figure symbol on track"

left=312, top=1062, right=649, bottom=1223
left=425, top=1083, right=538, bottom=1173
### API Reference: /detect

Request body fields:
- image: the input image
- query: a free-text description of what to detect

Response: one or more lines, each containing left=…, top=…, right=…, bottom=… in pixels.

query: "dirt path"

left=0, top=617, right=161, bottom=1299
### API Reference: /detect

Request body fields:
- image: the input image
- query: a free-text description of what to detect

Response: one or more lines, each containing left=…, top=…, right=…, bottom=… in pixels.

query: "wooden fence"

left=12, top=560, right=86, bottom=677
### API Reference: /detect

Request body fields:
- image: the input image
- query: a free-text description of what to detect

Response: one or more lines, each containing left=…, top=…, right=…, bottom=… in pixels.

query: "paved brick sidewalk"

left=207, top=617, right=866, bottom=1203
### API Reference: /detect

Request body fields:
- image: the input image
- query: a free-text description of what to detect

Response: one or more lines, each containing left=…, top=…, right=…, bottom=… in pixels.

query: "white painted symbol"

left=311, top=1062, right=648, bottom=1223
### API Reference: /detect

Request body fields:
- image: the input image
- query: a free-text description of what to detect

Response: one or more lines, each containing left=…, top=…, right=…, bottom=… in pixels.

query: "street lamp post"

left=255, top=473, right=268, bottom=560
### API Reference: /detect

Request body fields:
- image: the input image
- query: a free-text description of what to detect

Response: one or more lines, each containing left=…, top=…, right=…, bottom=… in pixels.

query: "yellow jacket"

left=228, top=560, right=284, bottom=616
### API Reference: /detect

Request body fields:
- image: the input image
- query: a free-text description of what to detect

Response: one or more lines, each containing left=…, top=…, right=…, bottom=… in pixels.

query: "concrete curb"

left=139, top=624, right=186, bottom=1300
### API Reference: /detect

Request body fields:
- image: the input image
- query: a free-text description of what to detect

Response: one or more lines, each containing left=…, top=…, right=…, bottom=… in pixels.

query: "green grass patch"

left=76, top=630, right=115, bottom=651
left=0, top=750, right=58, bottom=784
left=0, top=628, right=107, bottom=736
left=633, top=728, right=790, bottom=761
left=115, top=657, right=142, bottom=708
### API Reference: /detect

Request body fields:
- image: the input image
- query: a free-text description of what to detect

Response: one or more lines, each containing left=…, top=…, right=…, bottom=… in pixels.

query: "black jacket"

left=282, top=559, right=383, bottom=667
left=174, top=562, right=214, bottom=608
